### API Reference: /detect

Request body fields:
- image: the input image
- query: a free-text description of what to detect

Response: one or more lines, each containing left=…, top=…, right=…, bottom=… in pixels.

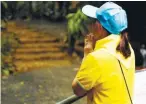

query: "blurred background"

left=1, top=1, right=146, bottom=104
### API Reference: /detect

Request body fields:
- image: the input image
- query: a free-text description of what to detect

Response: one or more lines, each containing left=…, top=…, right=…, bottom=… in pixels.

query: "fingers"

left=84, top=33, right=94, bottom=56
left=86, top=33, right=94, bottom=41
left=85, top=33, right=94, bottom=43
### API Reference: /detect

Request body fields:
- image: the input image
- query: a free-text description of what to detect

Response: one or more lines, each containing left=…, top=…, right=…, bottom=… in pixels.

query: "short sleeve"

left=75, top=54, right=101, bottom=91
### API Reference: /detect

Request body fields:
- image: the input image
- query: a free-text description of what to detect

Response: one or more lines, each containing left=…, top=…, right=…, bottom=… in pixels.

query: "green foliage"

left=2, top=1, right=69, bottom=20
left=2, top=1, right=8, bottom=9
left=66, top=9, right=88, bottom=38
left=1, top=20, right=7, bottom=30
left=1, top=33, right=19, bottom=54
left=32, top=1, right=45, bottom=16
left=1, top=32, right=19, bottom=76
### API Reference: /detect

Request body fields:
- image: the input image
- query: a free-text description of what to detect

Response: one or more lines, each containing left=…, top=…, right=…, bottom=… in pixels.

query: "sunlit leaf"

left=39, top=85, right=43, bottom=88
left=66, top=13, right=75, bottom=19
left=2, top=70, right=9, bottom=76
left=20, top=81, right=24, bottom=85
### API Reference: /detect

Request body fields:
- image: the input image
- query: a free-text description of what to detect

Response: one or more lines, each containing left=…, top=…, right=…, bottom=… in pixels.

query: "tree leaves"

left=1, top=1, right=8, bottom=9
left=67, top=9, right=88, bottom=37
left=1, top=32, right=19, bottom=76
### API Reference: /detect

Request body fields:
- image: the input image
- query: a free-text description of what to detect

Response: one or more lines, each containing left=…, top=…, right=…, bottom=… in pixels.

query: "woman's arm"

left=72, top=33, right=95, bottom=96
left=72, top=78, right=87, bottom=96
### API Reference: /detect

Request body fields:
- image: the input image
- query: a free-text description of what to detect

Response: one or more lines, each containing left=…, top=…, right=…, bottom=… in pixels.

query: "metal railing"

left=56, top=94, right=85, bottom=104
left=56, top=69, right=146, bottom=104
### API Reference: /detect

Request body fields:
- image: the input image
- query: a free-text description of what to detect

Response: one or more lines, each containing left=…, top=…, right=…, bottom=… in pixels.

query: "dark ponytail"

left=116, top=29, right=131, bottom=58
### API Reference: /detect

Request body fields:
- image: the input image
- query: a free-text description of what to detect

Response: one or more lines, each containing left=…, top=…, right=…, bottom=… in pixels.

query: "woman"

left=72, top=2, right=135, bottom=104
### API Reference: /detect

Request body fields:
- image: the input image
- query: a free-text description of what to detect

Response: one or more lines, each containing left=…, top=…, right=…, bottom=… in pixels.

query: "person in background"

left=140, top=44, right=146, bottom=68
left=72, top=2, right=135, bottom=104
left=131, top=41, right=144, bottom=70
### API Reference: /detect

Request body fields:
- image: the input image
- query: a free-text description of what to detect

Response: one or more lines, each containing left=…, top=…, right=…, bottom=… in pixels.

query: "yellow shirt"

left=76, top=35, right=135, bottom=104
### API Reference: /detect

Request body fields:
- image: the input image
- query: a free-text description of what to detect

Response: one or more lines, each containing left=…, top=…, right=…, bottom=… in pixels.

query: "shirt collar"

left=94, top=34, right=120, bottom=51
left=94, top=34, right=134, bottom=69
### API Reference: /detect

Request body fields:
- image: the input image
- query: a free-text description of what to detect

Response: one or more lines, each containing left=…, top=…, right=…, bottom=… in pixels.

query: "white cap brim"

left=82, top=5, right=99, bottom=19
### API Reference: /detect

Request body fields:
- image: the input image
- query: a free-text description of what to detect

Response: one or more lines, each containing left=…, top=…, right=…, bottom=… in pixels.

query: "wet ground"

left=1, top=65, right=86, bottom=104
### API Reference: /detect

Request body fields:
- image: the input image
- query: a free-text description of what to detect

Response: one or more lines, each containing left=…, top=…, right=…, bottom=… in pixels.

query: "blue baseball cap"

left=82, top=2, right=128, bottom=34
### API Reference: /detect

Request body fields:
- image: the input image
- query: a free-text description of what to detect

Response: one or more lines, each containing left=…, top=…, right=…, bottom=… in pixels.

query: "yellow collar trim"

left=94, top=34, right=120, bottom=51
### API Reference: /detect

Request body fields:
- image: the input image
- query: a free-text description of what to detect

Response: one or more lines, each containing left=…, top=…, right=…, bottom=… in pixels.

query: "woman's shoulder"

left=89, top=49, right=112, bottom=60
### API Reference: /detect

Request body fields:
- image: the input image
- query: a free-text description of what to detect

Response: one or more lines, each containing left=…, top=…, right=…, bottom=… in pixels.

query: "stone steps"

left=14, top=60, right=71, bottom=72
left=15, top=47, right=61, bottom=53
left=14, top=52, right=67, bottom=61
left=19, top=42, right=64, bottom=48
left=19, top=37, right=59, bottom=43
left=7, top=21, right=70, bottom=72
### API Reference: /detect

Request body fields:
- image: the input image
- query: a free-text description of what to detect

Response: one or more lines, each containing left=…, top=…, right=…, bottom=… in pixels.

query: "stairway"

left=7, top=21, right=71, bottom=72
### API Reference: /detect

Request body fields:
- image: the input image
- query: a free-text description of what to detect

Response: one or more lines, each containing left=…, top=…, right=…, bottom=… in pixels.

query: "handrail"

left=56, top=94, right=86, bottom=104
